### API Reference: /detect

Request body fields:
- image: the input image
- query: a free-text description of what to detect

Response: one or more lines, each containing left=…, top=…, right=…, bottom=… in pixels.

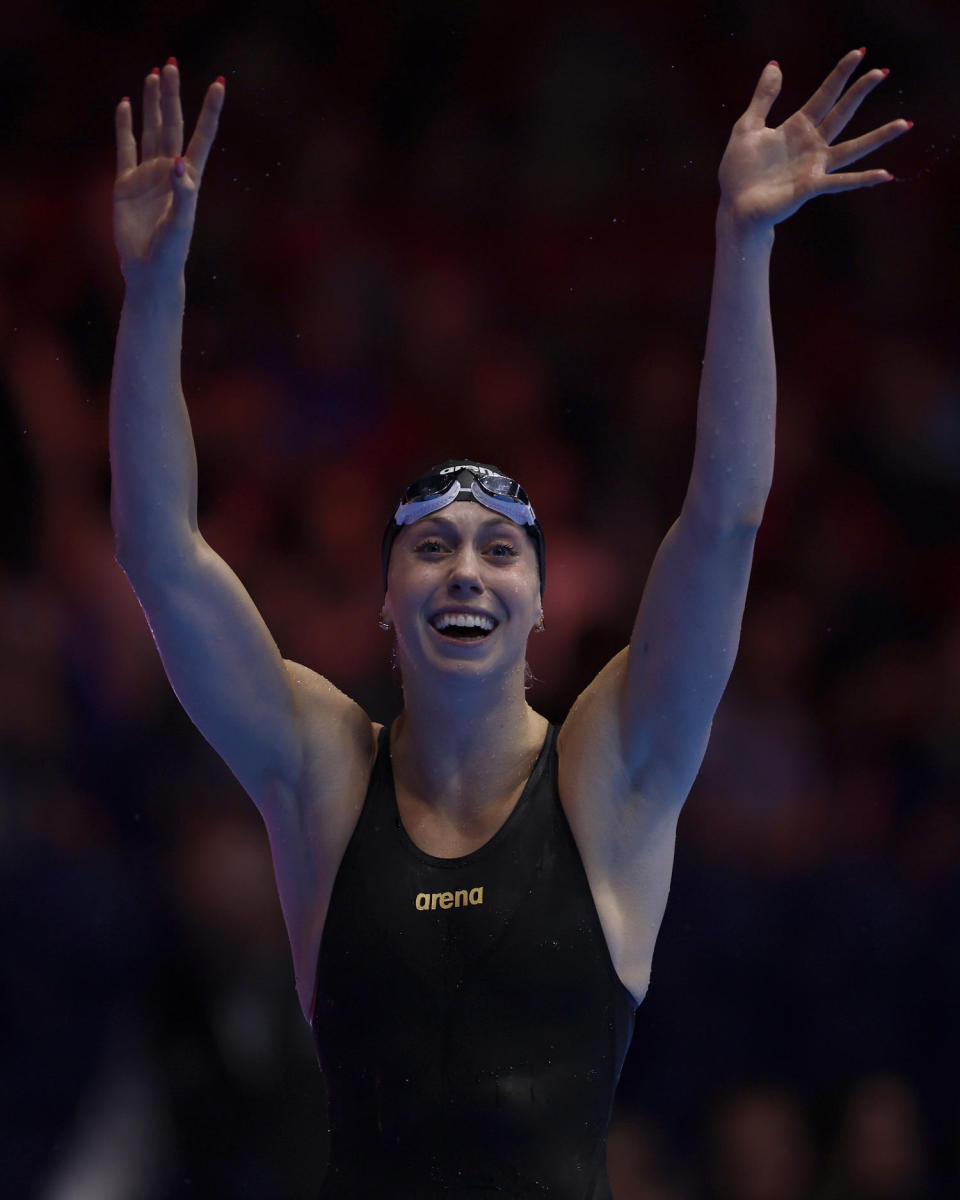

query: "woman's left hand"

left=718, top=48, right=911, bottom=231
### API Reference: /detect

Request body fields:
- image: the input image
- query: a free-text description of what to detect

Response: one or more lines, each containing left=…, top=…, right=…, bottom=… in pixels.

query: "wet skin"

left=383, top=502, right=542, bottom=687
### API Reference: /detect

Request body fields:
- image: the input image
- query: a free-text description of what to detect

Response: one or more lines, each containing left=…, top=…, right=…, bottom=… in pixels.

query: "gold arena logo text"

left=415, top=887, right=484, bottom=911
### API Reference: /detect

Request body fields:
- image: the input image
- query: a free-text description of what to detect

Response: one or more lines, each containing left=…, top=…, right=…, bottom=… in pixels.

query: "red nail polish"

left=768, top=60, right=779, bottom=68
left=167, top=57, right=178, bottom=67
left=151, top=67, right=160, bottom=76
left=904, top=120, right=914, bottom=129
left=121, top=96, right=130, bottom=104
left=216, top=75, right=226, bottom=85
left=857, top=46, right=866, bottom=56
left=880, top=68, right=890, bottom=77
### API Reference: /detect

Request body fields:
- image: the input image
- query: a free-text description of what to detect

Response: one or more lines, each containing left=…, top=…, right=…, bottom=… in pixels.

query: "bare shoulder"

left=556, top=648, right=683, bottom=1006
left=283, top=658, right=379, bottom=796
left=280, top=657, right=379, bottom=876
left=266, top=659, right=379, bottom=1018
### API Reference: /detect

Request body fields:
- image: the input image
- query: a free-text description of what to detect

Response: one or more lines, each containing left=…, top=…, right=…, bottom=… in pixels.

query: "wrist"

left=715, top=200, right=776, bottom=252
left=121, top=263, right=186, bottom=308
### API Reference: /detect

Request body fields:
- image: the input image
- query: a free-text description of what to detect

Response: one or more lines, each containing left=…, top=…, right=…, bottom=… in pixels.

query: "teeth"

left=433, top=613, right=496, bottom=632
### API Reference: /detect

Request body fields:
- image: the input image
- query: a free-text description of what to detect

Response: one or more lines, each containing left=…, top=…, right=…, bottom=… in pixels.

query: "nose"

left=446, top=546, right=484, bottom=595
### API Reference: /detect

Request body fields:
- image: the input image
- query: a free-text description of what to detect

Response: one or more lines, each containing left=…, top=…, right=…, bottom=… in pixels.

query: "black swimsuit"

left=312, top=722, right=637, bottom=1198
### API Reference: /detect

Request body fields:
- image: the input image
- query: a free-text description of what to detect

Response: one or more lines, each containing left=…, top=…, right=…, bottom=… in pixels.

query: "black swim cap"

left=381, top=459, right=545, bottom=598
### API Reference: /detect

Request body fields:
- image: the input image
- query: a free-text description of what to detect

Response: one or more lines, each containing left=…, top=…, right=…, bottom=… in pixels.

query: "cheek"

left=506, top=574, right=541, bottom=623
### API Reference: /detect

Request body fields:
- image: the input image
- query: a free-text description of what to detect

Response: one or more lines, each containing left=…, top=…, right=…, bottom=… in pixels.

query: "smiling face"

left=383, top=501, right=541, bottom=684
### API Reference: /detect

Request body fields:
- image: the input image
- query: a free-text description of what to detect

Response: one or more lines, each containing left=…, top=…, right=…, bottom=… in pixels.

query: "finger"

left=799, top=47, right=864, bottom=128
left=816, top=167, right=893, bottom=194
left=141, top=68, right=162, bottom=160
left=169, top=157, right=200, bottom=233
left=740, top=61, right=782, bottom=131
left=828, top=118, right=912, bottom=172
left=184, top=78, right=226, bottom=179
left=115, top=98, right=137, bottom=177
left=159, top=60, right=184, bottom=158
left=819, top=67, right=888, bottom=143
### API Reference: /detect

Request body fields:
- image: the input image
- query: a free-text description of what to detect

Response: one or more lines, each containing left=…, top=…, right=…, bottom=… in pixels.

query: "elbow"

left=719, top=479, right=771, bottom=530
left=686, top=487, right=770, bottom=535
left=729, top=496, right=769, bottom=531
left=113, top=534, right=133, bottom=571
left=113, top=530, right=198, bottom=587
left=113, top=530, right=146, bottom=574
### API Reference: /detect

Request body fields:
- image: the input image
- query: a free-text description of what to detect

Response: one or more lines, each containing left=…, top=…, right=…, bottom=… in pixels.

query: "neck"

left=391, top=664, right=545, bottom=821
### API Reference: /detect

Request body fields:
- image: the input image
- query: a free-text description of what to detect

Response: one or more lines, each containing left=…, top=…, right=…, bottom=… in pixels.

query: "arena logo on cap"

left=415, top=887, right=484, bottom=910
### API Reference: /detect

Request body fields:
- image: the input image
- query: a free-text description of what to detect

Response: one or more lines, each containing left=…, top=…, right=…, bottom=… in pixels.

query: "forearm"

left=686, top=204, right=776, bottom=528
left=109, top=272, right=200, bottom=567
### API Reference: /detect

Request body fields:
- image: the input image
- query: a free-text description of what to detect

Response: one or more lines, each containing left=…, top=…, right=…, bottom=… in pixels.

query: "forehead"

left=397, top=504, right=529, bottom=542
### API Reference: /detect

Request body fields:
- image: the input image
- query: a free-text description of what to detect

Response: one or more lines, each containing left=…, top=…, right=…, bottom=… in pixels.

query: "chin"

left=400, top=633, right=527, bottom=684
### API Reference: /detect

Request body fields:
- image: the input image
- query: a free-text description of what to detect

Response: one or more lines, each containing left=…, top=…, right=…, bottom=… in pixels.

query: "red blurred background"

left=2, top=0, right=959, bottom=1196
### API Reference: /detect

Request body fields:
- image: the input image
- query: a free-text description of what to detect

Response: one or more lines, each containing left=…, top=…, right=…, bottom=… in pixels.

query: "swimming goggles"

left=392, top=464, right=538, bottom=528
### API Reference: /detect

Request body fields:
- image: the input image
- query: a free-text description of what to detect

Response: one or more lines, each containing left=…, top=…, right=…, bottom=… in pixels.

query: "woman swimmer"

left=110, top=52, right=910, bottom=1198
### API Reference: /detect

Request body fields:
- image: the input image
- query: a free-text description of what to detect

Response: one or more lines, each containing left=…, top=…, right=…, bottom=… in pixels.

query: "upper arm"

left=619, top=500, right=760, bottom=799
left=556, top=508, right=759, bottom=994
left=117, top=533, right=352, bottom=806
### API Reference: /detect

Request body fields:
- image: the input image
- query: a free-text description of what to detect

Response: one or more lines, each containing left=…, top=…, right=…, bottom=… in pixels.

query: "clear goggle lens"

left=394, top=468, right=536, bottom=527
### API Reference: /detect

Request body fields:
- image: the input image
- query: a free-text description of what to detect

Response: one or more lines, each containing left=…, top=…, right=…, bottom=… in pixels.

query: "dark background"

left=2, top=0, right=959, bottom=1196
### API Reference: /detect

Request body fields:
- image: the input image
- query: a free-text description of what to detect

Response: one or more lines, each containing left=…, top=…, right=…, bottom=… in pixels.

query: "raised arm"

left=558, top=50, right=910, bottom=999
left=110, top=62, right=313, bottom=803
left=613, top=48, right=911, bottom=797
left=110, top=64, right=375, bottom=1010
left=568, top=50, right=910, bottom=797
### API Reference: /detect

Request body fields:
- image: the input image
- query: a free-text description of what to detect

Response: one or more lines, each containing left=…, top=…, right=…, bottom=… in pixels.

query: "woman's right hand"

left=114, top=61, right=224, bottom=283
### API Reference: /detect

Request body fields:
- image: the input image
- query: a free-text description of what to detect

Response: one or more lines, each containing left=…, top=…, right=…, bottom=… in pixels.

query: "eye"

left=413, top=538, right=448, bottom=554
left=486, top=541, right=519, bottom=558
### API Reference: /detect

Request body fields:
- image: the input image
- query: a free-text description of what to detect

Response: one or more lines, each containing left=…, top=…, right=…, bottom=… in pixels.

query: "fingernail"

left=904, top=119, right=914, bottom=129
left=151, top=67, right=160, bottom=76
left=174, top=157, right=185, bottom=178
left=167, top=57, right=178, bottom=67
left=880, top=68, right=890, bottom=77
left=121, top=96, right=130, bottom=104
left=216, top=75, right=226, bottom=85
left=857, top=46, right=866, bottom=56
left=768, top=60, right=779, bottom=68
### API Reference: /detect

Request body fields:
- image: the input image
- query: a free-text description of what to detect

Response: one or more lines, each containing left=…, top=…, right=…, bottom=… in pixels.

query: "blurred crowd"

left=2, top=0, right=959, bottom=1196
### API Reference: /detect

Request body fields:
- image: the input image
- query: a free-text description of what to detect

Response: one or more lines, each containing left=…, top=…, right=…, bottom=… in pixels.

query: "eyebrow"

left=414, top=515, right=518, bottom=533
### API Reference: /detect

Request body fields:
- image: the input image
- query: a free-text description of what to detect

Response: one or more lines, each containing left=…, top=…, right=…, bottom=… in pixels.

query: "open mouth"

left=429, top=613, right=499, bottom=640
